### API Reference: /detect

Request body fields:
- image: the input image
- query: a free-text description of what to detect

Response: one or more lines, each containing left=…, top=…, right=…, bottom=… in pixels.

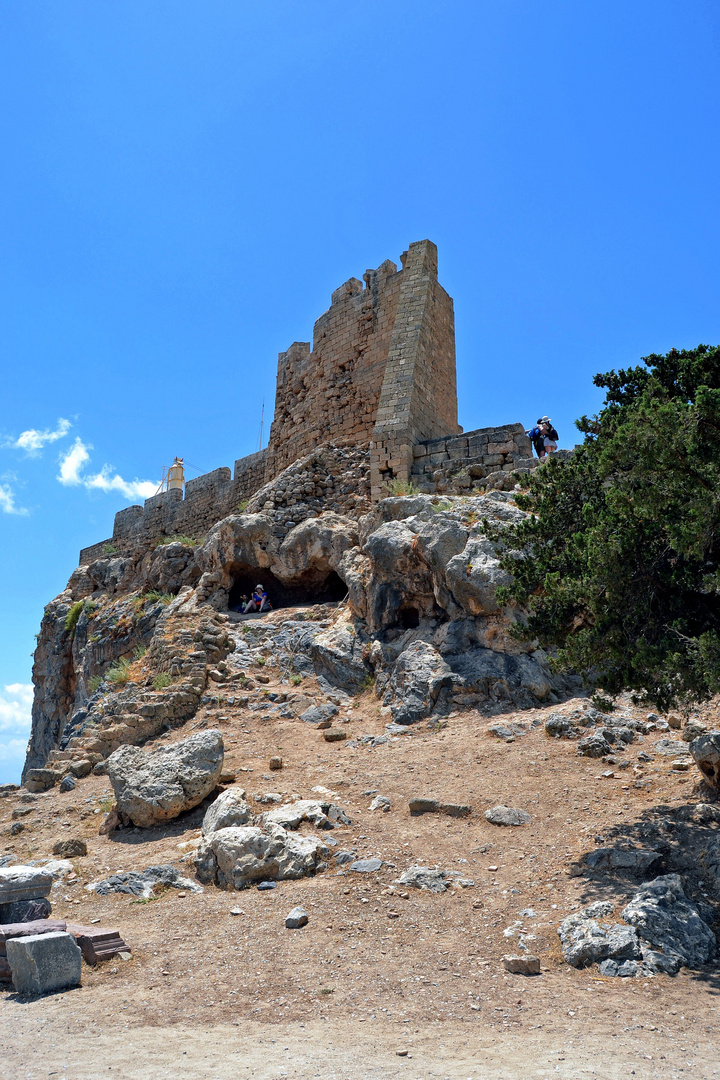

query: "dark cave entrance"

left=228, top=566, right=347, bottom=612
left=397, top=604, right=421, bottom=629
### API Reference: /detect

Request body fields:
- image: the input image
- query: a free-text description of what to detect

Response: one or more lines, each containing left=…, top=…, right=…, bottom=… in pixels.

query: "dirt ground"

left=3, top=644, right=720, bottom=1078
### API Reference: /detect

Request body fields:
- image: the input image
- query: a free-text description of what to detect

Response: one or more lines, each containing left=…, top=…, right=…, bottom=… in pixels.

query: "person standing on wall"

left=541, top=416, right=558, bottom=455
left=526, top=419, right=546, bottom=459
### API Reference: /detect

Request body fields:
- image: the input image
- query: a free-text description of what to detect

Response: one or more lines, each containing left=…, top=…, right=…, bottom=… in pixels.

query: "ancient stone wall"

left=410, top=423, right=535, bottom=494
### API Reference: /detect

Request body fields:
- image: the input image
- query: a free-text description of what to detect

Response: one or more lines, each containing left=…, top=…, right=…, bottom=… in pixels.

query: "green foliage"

left=106, top=658, right=132, bottom=687
left=87, top=674, right=103, bottom=695
left=237, top=498, right=250, bottom=513
left=156, top=534, right=201, bottom=547
left=491, top=343, right=720, bottom=710
left=152, top=672, right=172, bottom=690
left=256, top=655, right=267, bottom=666
left=143, top=590, right=174, bottom=607
left=133, top=644, right=147, bottom=660
left=431, top=499, right=453, bottom=513
left=382, top=477, right=419, bottom=497
left=103, top=543, right=118, bottom=555
left=290, top=674, right=302, bottom=685
left=65, top=601, right=85, bottom=634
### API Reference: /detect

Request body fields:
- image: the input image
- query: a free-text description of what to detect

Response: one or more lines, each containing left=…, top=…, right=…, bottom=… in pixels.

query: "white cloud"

left=0, top=683, right=33, bottom=734
left=82, top=468, right=157, bottom=501
left=0, top=738, right=29, bottom=764
left=58, top=437, right=92, bottom=485
left=12, top=418, right=71, bottom=455
left=58, top=438, right=157, bottom=501
left=0, top=479, right=29, bottom=516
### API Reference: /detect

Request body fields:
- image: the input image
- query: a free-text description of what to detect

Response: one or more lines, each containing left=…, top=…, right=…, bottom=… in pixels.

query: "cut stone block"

left=0, top=866, right=53, bottom=906
left=6, top=931, right=82, bottom=995
left=0, top=897, right=52, bottom=924
left=66, top=924, right=130, bottom=965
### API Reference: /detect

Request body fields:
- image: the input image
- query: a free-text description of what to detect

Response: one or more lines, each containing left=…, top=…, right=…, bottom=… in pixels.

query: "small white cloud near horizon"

left=0, top=738, right=29, bottom=765
left=58, top=437, right=92, bottom=485
left=11, top=418, right=72, bottom=455
left=0, top=683, right=33, bottom=734
left=0, top=479, right=29, bottom=516
left=58, top=438, right=157, bottom=501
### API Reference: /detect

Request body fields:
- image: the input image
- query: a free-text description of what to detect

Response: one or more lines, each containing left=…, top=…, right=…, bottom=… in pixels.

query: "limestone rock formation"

left=106, top=730, right=224, bottom=828
left=25, top=487, right=578, bottom=780
left=195, top=824, right=330, bottom=890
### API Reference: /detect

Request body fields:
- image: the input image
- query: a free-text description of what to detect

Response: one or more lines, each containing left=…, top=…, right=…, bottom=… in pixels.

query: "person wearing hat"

left=526, top=418, right=547, bottom=459
left=244, top=584, right=272, bottom=613
left=541, top=416, right=559, bottom=455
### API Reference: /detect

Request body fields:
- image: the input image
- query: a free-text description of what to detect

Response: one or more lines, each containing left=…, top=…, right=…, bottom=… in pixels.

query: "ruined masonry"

left=79, top=239, right=534, bottom=562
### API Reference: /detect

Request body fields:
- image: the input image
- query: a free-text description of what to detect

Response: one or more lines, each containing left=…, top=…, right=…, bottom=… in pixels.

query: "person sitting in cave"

left=235, top=593, right=250, bottom=613
left=244, top=584, right=272, bottom=613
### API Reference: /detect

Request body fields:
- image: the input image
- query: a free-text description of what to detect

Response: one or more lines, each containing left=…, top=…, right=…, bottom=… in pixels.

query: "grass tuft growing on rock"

left=107, top=658, right=132, bottom=686
left=152, top=672, right=172, bottom=690
left=65, top=600, right=85, bottom=634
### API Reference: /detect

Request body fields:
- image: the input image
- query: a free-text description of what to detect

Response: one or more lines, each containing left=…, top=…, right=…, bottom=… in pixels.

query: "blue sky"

left=2, top=1, right=720, bottom=783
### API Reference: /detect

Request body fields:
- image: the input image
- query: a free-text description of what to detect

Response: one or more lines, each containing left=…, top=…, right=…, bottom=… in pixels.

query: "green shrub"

left=107, top=658, right=132, bottom=686
left=103, top=543, right=118, bottom=555
left=152, top=672, right=172, bottom=690
left=382, top=477, right=419, bottom=497
left=65, top=601, right=85, bottom=634
left=143, top=590, right=174, bottom=607
left=87, top=674, right=103, bottom=695
left=290, top=674, right=302, bottom=686
left=237, top=498, right=250, bottom=513
left=133, top=644, right=147, bottom=660
left=256, top=656, right=267, bottom=666
left=157, top=534, right=199, bottom=547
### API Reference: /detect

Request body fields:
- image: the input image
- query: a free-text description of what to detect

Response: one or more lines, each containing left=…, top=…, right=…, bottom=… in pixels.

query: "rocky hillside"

left=24, top=467, right=581, bottom=784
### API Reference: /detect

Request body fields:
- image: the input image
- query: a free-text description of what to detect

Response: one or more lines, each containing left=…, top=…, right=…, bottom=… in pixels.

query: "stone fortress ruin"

left=80, top=239, right=536, bottom=563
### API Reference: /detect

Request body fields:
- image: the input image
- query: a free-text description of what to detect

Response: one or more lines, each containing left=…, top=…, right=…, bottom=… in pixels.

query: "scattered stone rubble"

left=0, top=866, right=53, bottom=925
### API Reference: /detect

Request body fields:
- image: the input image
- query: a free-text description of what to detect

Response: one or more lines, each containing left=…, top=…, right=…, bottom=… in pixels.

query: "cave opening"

left=228, top=566, right=347, bottom=612
left=397, top=604, right=420, bottom=629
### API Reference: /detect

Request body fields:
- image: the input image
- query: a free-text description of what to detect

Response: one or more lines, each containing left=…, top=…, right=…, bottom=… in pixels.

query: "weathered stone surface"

left=577, top=733, right=612, bottom=758
left=106, top=729, right=224, bottom=828
left=6, top=931, right=82, bottom=995
left=584, top=847, right=662, bottom=875
left=445, top=536, right=511, bottom=616
left=52, top=839, right=87, bottom=858
left=689, top=731, right=720, bottom=789
left=285, top=906, right=309, bottom=929
left=558, top=914, right=643, bottom=968
left=86, top=864, right=202, bottom=898
left=0, top=867, right=53, bottom=906
left=503, top=954, right=540, bottom=975
left=195, top=824, right=330, bottom=890
left=65, top=923, right=130, bottom=965
left=349, top=858, right=383, bottom=873
left=300, top=704, right=338, bottom=726
left=655, top=738, right=689, bottom=757
left=24, top=768, right=57, bottom=793
left=201, top=788, right=252, bottom=836
left=621, top=874, right=716, bottom=967
left=323, top=729, right=346, bottom=743
left=484, top=805, right=530, bottom=827
left=408, top=797, right=470, bottom=818
left=384, top=642, right=453, bottom=725
left=0, top=898, right=52, bottom=925
left=395, top=867, right=447, bottom=893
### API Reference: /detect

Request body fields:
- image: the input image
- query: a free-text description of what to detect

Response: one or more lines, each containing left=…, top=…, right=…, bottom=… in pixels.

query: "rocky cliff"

left=24, top=448, right=579, bottom=785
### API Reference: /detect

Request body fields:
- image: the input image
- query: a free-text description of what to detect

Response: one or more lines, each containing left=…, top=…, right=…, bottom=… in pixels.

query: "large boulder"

left=194, top=823, right=330, bottom=890
left=201, top=788, right=252, bottom=836
left=558, top=913, right=643, bottom=968
left=382, top=641, right=453, bottom=725
left=689, top=731, right=720, bottom=789
left=621, top=874, right=716, bottom=968
left=106, top=730, right=224, bottom=828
